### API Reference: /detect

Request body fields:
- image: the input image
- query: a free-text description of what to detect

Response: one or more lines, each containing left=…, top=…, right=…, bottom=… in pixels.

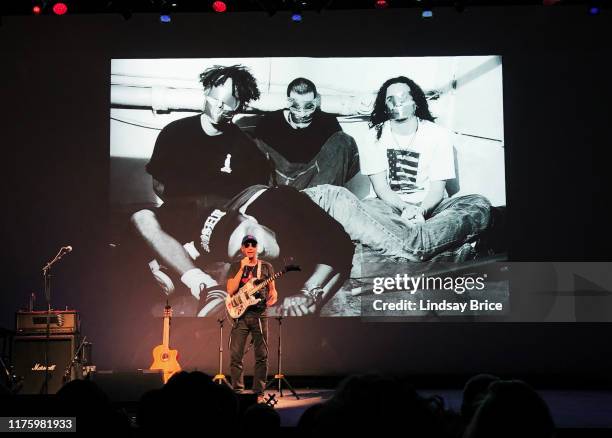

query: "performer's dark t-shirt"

left=146, top=115, right=271, bottom=201
left=226, top=261, right=274, bottom=317
left=254, top=110, right=342, bottom=164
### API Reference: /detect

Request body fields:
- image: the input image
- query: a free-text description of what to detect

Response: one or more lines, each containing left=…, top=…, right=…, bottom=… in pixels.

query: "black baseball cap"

left=242, top=235, right=258, bottom=245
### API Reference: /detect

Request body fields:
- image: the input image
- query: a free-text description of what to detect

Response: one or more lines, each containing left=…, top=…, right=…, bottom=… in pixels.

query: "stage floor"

left=261, top=388, right=334, bottom=427
left=264, top=388, right=612, bottom=428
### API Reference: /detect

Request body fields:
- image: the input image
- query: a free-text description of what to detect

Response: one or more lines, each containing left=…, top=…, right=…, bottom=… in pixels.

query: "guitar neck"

left=245, top=269, right=287, bottom=295
left=260, top=270, right=285, bottom=288
left=162, top=315, right=170, bottom=347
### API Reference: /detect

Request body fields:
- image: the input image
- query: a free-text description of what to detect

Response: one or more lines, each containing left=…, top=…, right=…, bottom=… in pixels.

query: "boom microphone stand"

left=265, top=316, right=299, bottom=399
left=41, top=245, right=72, bottom=394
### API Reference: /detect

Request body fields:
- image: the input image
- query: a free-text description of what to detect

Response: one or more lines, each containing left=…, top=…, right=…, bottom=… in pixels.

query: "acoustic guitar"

left=150, top=304, right=181, bottom=383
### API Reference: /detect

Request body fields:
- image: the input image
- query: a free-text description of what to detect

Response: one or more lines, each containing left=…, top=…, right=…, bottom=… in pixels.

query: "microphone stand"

left=265, top=316, right=299, bottom=399
left=213, top=318, right=230, bottom=387
left=41, top=247, right=68, bottom=395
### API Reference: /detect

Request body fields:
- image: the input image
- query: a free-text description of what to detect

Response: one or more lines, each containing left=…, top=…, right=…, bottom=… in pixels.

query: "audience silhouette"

left=0, top=370, right=565, bottom=437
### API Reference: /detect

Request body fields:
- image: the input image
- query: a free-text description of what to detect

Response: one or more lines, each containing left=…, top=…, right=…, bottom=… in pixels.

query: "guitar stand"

left=213, top=317, right=231, bottom=387
left=265, top=316, right=299, bottom=399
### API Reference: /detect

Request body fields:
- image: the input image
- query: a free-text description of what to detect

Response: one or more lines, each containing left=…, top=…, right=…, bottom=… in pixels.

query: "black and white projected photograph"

left=110, top=56, right=507, bottom=318
left=5, top=1, right=612, bottom=431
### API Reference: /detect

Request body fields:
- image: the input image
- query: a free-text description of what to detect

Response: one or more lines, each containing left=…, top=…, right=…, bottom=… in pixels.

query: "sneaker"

left=197, top=289, right=227, bottom=317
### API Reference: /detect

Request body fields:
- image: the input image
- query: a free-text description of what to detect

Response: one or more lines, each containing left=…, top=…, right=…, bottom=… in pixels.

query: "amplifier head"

left=15, top=311, right=80, bottom=335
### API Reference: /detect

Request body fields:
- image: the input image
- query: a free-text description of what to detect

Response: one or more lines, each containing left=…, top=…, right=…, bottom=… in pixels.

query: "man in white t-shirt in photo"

left=359, top=76, right=492, bottom=262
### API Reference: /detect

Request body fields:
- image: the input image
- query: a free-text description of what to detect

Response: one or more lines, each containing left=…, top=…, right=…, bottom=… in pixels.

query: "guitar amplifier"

left=15, top=310, right=80, bottom=335
left=12, top=335, right=80, bottom=394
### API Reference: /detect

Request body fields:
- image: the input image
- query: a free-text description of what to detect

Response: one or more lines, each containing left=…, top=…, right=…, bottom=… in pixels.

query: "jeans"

left=255, top=131, right=360, bottom=190
left=229, top=315, right=268, bottom=395
left=303, top=185, right=491, bottom=261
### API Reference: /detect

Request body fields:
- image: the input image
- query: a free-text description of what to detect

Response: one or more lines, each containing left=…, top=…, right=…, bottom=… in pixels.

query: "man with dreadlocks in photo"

left=131, top=65, right=274, bottom=300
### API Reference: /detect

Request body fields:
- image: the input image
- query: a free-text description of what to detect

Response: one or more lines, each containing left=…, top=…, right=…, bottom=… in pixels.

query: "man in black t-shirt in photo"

left=254, top=77, right=360, bottom=190
left=131, top=65, right=273, bottom=300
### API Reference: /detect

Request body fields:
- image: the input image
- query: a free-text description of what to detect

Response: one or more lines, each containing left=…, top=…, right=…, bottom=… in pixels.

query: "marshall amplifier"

left=12, top=335, right=79, bottom=394
left=15, top=310, right=80, bottom=335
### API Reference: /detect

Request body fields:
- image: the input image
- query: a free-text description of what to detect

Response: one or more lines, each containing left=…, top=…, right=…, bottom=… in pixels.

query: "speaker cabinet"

left=12, top=335, right=79, bottom=394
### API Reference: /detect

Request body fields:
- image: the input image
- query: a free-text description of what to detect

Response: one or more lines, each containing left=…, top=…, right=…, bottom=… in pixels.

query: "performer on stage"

left=226, top=235, right=277, bottom=401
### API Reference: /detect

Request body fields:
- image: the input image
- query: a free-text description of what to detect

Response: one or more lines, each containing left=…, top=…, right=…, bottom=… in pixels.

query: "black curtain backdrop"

left=1, top=6, right=611, bottom=378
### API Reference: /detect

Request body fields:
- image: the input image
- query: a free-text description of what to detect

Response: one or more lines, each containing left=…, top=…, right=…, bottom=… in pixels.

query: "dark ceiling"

left=2, top=0, right=607, bottom=16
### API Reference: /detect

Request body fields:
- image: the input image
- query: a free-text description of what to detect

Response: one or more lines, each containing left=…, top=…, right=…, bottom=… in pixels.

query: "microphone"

left=42, top=246, right=73, bottom=272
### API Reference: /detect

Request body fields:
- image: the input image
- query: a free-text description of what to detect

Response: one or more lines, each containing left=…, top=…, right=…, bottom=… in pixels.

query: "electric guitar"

left=226, top=265, right=301, bottom=319
left=150, top=304, right=181, bottom=384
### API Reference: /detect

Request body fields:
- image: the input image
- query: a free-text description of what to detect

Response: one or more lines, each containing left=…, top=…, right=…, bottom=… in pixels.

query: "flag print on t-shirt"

left=386, top=149, right=423, bottom=195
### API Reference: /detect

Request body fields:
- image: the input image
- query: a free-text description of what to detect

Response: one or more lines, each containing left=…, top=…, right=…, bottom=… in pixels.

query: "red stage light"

left=52, top=2, right=68, bottom=15
left=375, top=0, right=389, bottom=8
left=212, top=1, right=227, bottom=13
left=32, top=5, right=42, bottom=15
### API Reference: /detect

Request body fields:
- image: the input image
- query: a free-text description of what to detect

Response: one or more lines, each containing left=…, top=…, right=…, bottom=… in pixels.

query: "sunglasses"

left=206, top=95, right=239, bottom=112
left=385, top=93, right=414, bottom=108
left=243, top=242, right=257, bottom=248
left=289, top=102, right=317, bottom=113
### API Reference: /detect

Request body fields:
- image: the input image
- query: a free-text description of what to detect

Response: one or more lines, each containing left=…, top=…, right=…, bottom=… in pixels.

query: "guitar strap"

left=256, top=261, right=269, bottom=353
